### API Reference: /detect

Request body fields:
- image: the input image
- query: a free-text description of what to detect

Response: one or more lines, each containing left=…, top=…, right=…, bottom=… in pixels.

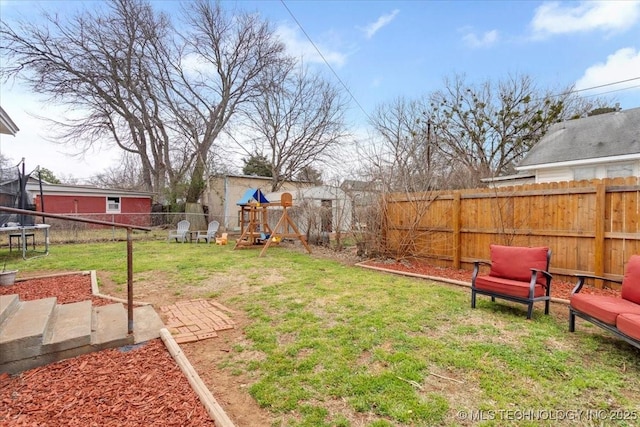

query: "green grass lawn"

left=10, top=239, right=640, bottom=426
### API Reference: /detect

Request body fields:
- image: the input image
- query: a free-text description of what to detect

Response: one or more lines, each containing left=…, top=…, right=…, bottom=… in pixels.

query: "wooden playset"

left=233, top=189, right=311, bottom=257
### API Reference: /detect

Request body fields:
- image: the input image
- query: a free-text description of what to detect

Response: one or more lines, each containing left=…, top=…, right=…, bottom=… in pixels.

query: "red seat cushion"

left=621, top=255, right=640, bottom=305
left=570, top=294, right=640, bottom=325
left=617, top=313, right=640, bottom=340
left=489, top=245, right=549, bottom=285
left=475, top=275, right=545, bottom=299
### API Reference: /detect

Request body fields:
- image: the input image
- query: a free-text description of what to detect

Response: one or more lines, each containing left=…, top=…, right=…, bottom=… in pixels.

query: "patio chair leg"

left=544, top=300, right=550, bottom=315
left=471, top=290, right=476, bottom=308
left=569, top=312, right=575, bottom=332
left=526, top=304, right=533, bottom=320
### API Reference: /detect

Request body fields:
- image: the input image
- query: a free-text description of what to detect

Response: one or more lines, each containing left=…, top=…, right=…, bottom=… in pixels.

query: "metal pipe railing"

left=0, top=206, right=151, bottom=334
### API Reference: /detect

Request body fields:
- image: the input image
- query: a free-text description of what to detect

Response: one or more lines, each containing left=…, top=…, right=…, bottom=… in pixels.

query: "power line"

left=280, top=1, right=639, bottom=119
left=571, top=76, right=640, bottom=93
left=577, top=83, right=640, bottom=98
left=546, top=76, right=640, bottom=99
left=279, top=0, right=373, bottom=123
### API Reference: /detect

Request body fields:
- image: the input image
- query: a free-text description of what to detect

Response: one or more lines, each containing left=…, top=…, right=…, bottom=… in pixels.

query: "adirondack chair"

left=168, top=220, right=190, bottom=243
left=216, top=232, right=228, bottom=245
left=195, top=220, right=219, bottom=244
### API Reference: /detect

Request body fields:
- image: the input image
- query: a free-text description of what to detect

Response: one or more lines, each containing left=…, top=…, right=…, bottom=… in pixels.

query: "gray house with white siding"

left=515, top=107, right=640, bottom=183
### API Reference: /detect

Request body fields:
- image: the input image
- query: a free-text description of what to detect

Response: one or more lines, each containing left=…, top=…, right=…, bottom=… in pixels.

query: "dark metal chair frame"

left=569, top=275, right=640, bottom=350
left=471, top=248, right=552, bottom=320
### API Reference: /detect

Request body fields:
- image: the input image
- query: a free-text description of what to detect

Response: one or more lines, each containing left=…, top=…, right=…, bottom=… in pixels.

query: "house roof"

left=480, top=171, right=535, bottom=184
left=340, top=179, right=382, bottom=192
left=0, top=106, right=19, bottom=136
left=265, top=185, right=347, bottom=203
left=25, top=180, right=154, bottom=198
left=517, top=107, right=640, bottom=170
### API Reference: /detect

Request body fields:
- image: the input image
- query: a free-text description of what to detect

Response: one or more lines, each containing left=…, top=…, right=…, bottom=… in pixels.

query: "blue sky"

left=1, top=0, right=639, bottom=180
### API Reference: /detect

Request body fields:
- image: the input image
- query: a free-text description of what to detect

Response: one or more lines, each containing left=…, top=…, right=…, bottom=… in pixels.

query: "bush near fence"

left=383, top=177, right=640, bottom=288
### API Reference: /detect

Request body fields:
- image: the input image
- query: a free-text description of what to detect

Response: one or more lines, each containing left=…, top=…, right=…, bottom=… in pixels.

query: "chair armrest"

left=530, top=268, right=552, bottom=288
left=472, top=261, right=491, bottom=281
left=474, top=261, right=491, bottom=267
left=531, top=268, right=552, bottom=280
left=571, top=274, right=623, bottom=294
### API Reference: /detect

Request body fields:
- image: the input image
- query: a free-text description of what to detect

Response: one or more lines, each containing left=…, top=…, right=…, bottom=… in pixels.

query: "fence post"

left=453, top=192, right=461, bottom=269
left=594, top=183, right=606, bottom=289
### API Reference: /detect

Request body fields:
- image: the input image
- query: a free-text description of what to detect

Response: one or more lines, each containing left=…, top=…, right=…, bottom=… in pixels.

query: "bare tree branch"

left=242, top=64, right=348, bottom=191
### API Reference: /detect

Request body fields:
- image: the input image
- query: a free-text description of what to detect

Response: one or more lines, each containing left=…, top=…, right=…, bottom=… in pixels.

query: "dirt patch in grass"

left=179, top=310, right=275, bottom=427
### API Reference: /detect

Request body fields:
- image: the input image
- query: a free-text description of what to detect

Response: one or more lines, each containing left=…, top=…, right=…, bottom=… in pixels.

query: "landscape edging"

left=355, top=262, right=570, bottom=305
left=160, top=328, right=236, bottom=427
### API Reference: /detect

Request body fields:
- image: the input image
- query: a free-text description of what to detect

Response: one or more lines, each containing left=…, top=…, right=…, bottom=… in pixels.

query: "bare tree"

left=355, top=97, right=440, bottom=260
left=1, top=0, right=178, bottom=200
left=241, top=64, right=348, bottom=192
left=0, top=0, right=289, bottom=204
left=428, top=73, right=604, bottom=187
left=296, top=165, right=323, bottom=184
left=170, top=0, right=289, bottom=201
left=366, top=96, right=448, bottom=192
left=87, top=152, right=145, bottom=190
left=0, top=153, right=16, bottom=182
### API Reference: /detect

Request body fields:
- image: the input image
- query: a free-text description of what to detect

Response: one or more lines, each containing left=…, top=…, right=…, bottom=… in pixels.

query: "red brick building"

left=26, top=180, right=153, bottom=227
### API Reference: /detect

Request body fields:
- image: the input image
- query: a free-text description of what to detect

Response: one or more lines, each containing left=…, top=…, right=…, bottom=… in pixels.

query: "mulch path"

left=360, top=259, right=622, bottom=300
left=0, top=274, right=215, bottom=426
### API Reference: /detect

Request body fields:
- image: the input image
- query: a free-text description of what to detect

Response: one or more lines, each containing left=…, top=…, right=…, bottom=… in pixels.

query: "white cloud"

left=575, top=47, right=640, bottom=92
left=359, top=9, right=400, bottom=39
left=275, top=24, right=348, bottom=68
left=531, top=1, right=640, bottom=37
left=462, top=29, right=499, bottom=48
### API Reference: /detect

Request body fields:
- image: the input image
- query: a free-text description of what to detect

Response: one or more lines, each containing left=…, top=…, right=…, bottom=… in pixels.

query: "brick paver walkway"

left=160, top=299, right=236, bottom=344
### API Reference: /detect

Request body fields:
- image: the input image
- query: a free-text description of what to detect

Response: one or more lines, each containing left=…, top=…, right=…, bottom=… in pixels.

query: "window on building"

left=106, top=196, right=121, bottom=213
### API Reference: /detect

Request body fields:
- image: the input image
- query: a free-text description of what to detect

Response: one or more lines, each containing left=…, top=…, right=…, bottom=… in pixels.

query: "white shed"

left=265, top=185, right=353, bottom=240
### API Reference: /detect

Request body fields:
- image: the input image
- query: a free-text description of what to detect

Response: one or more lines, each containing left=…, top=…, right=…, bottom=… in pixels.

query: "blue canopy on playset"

left=236, top=188, right=269, bottom=206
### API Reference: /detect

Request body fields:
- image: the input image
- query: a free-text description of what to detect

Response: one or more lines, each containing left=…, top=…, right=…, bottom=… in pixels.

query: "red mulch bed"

left=0, top=274, right=216, bottom=426
left=0, top=340, right=214, bottom=426
left=361, top=259, right=621, bottom=300
left=0, top=273, right=113, bottom=306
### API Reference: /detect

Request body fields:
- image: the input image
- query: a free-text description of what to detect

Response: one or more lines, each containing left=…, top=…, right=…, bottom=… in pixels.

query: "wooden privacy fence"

left=383, top=177, right=639, bottom=288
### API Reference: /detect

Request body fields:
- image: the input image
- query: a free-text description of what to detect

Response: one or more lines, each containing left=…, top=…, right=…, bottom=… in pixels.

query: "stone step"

left=92, top=303, right=133, bottom=350
left=0, top=297, right=57, bottom=364
left=0, top=294, right=20, bottom=325
left=42, top=300, right=92, bottom=354
left=133, top=305, right=165, bottom=344
left=0, top=299, right=163, bottom=374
